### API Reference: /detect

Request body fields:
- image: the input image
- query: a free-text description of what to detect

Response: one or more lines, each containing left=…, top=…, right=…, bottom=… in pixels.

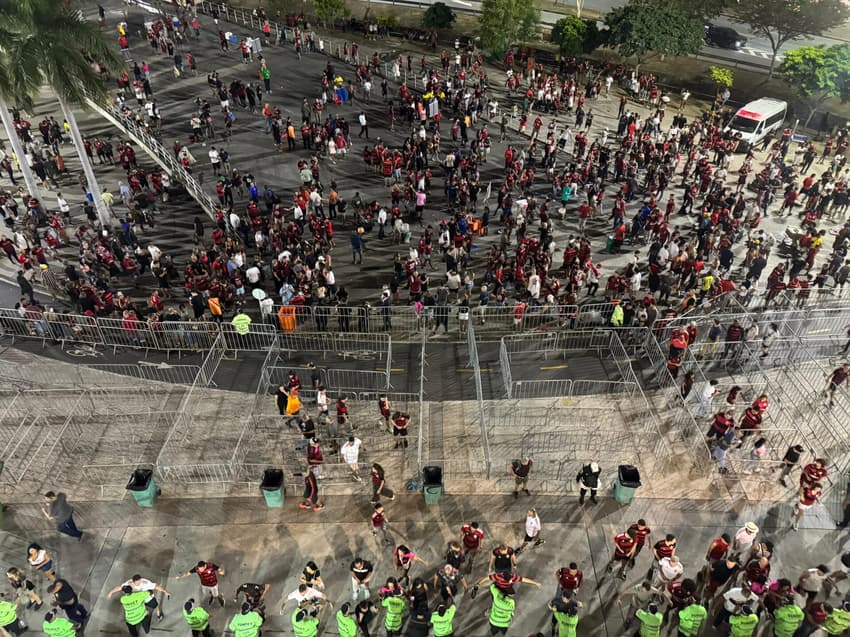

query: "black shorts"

left=392, top=427, right=408, bottom=437
left=524, top=533, right=537, bottom=543
left=145, top=598, right=159, bottom=610
left=489, top=624, right=507, bottom=636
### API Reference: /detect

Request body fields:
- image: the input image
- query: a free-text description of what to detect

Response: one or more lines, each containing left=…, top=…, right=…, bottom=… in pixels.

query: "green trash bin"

left=605, top=235, right=615, bottom=252
left=260, top=469, right=285, bottom=508
left=422, top=466, right=443, bottom=504
left=613, top=465, right=641, bottom=504
left=126, top=469, right=158, bottom=508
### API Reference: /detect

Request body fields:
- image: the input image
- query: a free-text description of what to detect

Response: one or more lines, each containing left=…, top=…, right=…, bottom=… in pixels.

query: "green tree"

left=604, top=2, right=703, bottom=67
left=709, top=66, right=733, bottom=89
left=479, top=0, right=540, bottom=58
left=781, top=45, right=850, bottom=127
left=423, top=2, right=456, bottom=30
left=0, top=0, right=121, bottom=225
left=313, top=0, right=350, bottom=26
left=732, top=0, right=850, bottom=78
left=551, top=16, right=601, bottom=56
left=631, top=0, right=728, bottom=21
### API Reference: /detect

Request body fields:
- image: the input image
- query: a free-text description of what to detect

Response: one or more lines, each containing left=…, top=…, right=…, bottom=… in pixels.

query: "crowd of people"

left=3, top=484, right=850, bottom=637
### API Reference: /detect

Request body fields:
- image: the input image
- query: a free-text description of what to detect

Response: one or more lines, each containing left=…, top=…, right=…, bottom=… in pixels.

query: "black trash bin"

left=126, top=468, right=157, bottom=508
left=260, top=469, right=285, bottom=508
left=614, top=465, right=641, bottom=504
left=422, top=465, right=443, bottom=504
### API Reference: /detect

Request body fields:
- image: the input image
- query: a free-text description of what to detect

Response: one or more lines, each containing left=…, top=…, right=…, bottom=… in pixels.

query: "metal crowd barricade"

left=220, top=322, right=279, bottom=351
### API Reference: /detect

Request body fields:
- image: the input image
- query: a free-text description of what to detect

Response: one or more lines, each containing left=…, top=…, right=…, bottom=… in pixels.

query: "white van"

left=725, top=98, right=787, bottom=150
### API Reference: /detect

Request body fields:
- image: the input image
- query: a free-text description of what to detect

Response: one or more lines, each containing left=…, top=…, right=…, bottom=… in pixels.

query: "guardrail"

left=84, top=95, right=219, bottom=221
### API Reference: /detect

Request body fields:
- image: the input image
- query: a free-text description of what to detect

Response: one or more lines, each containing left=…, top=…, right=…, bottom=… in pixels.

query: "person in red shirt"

left=606, top=528, right=637, bottom=579
left=176, top=562, right=225, bottom=606
left=700, top=533, right=731, bottom=583
left=650, top=534, right=677, bottom=579
left=800, top=459, right=828, bottom=489
left=736, top=405, right=763, bottom=448
left=371, top=503, right=391, bottom=545
left=555, top=563, right=583, bottom=597
left=336, top=396, right=350, bottom=430
left=793, top=482, right=822, bottom=531
left=627, top=519, right=652, bottom=562
left=378, top=395, right=392, bottom=433
left=391, top=411, right=410, bottom=449
left=707, top=410, right=735, bottom=440
left=460, top=522, right=485, bottom=574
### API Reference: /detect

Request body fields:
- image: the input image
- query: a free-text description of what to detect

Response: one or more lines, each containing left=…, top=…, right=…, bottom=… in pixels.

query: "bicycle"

left=65, top=344, right=103, bottom=358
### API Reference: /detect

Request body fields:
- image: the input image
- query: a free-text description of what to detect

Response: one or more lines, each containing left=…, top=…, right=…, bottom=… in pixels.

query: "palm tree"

left=0, top=0, right=122, bottom=227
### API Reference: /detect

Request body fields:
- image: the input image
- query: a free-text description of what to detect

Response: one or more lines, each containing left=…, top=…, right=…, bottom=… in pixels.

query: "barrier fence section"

left=643, top=336, right=713, bottom=476
left=467, top=323, right=492, bottom=479
left=415, top=333, right=427, bottom=479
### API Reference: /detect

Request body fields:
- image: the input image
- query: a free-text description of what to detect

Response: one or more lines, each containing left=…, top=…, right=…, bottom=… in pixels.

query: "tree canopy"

left=479, top=0, right=541, bottom=58
left=551, top=16, right=602, bottom=57
left=0, top=0, right=121, bottom=108
left=781, top=44, right=850, bottom=126
left=313, top=0, right=350, bottom=26
left=423, top=2, right=456, bottom=30
left=604, top=2, right=704, bottom=63
left=731, top=0, right=850, bottom=77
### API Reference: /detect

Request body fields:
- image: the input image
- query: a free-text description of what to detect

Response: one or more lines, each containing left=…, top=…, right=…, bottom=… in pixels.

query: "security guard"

left=336, top=603, right=357, bottom=637
left=231, top=308, right=252, bottom=335
left=182, top=600, right=212, bottom=637
left=430, top=603, right=456, bottom=637
left=119, top=585, right=152, bottom=637
left=229, top=603, right=263, bottom=637
left=291, top=608, right=318, bottom=637
left=381, top=591, right=406, bottom=637
left=42, top=611, right=77, bottom=637
left=0, top=593, right=25, bottom=637
left=487, top=584, right=515, bottom=635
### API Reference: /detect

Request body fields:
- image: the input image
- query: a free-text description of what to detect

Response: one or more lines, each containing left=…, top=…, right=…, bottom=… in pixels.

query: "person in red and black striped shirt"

left=628, top=520, right=652, bottom=563
left=648, top=534, right=677, bottom=581
left=606, top=528, right=637, bottom=580
left=460, top=522, right=485, bottom=575
left=800, top=459, right=828, bottom=490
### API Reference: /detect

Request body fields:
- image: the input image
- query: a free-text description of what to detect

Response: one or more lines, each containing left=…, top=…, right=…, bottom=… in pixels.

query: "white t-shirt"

left=659, top=557, right=683, bottom=581
left=341, top=438, right=362, bottom=464
left=246, top=266, right=261, bottom=284
left=286, top=586, right=323, bottom=604
left=525, top=515, right=541, bottom=538
left=122, top=578, right=157, bottom=592
left=723, top=587, right=758, bottom=612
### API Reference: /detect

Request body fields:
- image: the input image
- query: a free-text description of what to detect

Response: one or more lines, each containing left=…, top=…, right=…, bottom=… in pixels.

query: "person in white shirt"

left=340, top=436, right=362, bottom=482
left=716, top=583, right=758, bottom=626
left=731, top=522, right=758, bottom=559
left=515, top=508, right=544, bottom=554
left=280, top=583, right=327, bottom=613
left=208, top=147, right=221, bottom=175
left=106, top=574, right=171, bottom=619
left=56, top=195, right=70, bottom=216
left=245, top=263, right=261, bottom=285
left=696, top=379, right=719, bottom=417
left=656, top=555, right=683, bottom=586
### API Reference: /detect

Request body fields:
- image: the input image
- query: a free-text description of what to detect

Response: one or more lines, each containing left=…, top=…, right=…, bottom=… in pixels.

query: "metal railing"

left=467, top=322, right=491, bottom=479
left=84, top=95, right=219, bottom=221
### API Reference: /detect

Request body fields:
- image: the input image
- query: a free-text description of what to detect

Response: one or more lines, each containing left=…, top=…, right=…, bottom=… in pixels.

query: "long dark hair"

left=372, top=463, right=385, bottom=479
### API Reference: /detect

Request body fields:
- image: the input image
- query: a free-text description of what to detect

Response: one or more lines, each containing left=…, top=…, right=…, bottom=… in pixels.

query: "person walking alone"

left=515, top=508, right=544, bottom=555
left=576, top=462, right=601, bottom=505
left=42, top=492, right=83, bottom=540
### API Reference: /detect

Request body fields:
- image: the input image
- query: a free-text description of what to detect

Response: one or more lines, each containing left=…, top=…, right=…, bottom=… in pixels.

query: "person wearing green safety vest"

left=729, top=606, right=759, bottom=637
left=773, top=597, right=804, bottom=637
left=635, top=603, right=664, bottom=637
left=182, top=599, right=212, bottom=637
left=231, top=310, right=252, bottom=336
left=549, top=599, right=581, bottom=637
left=381, top=591, right=406, bottom=636
left=0, top=592, right=25, bottom=637
left=229, top=603, right=263, bottom=637
left=42, top=611, right=77, bottom=637
left=677, top=601, right=707, bottom=637
left=610, top=303, right=624, bottom=327
left=430, top=603, right=456, bottom=637
left=119, top=586, right=152, bottom=637
left=823, top=601, right=850, bottom=635
left=336, top=603, right=357, bottom=637
left=291, top=608, right=318, bottom=637
left=487, top=583, right=515, bottom=635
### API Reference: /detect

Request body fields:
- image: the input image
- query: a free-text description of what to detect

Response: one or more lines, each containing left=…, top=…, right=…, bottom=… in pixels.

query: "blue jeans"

left=57, top=513, right=83, bottom=539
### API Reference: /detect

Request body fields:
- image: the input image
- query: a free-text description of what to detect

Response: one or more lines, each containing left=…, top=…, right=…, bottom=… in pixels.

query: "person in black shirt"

left=355, top=600, right=378, bottom=637
left=48, top=579, right=88, bottom=625
left=444, top=542, right=465, bottom=571
left=350, top=558, right=374, bottom=602
left=489, top=545, right=516, bottom=575
left=407, top=609, right=429, bottom=637
left=775, top=444, right=804, bottom=487
left=509, top=458, right=533, bottom=498
left=233, top=582, right=270, bottom=614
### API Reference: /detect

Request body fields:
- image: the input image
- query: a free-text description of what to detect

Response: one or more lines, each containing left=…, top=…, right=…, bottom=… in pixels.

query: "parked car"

left=704, top=24, right=747, bottom=50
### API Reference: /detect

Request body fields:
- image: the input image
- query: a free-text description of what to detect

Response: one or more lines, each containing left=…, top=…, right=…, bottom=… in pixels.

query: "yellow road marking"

left=540, top=364, right=570, bottom=370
